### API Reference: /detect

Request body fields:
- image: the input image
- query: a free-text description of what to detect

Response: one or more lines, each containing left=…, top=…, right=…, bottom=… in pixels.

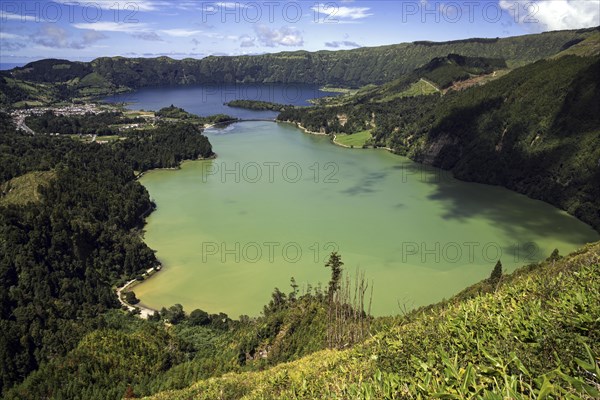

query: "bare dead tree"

left=325, top=256, right=373, bottom=349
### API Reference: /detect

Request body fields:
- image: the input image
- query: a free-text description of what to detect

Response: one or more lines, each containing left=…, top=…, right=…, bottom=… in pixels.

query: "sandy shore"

left=332, top=134, right=392, bottom=152
left=116, top=267, right=161, bottom=319
left=332, top=134, right=351, bottom=148
left=278, top=120, right=328, bottom=135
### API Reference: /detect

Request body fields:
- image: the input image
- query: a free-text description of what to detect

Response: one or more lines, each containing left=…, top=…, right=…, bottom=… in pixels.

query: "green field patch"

left=125, top=110, right=156, bottom=118
left=95, top=135, right=122, bottom=142
left=0, top=171, right=56, bottom=206
left=79, top=72, right=111, bottom=88
left=13, top=100, right=44, bottom=107
left=377, top=79, right=439, bottom=102
left=334, top=130, right=372, bottom=147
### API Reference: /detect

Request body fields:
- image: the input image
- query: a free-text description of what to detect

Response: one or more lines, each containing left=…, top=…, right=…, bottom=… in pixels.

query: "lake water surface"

left=107, top=86, right=600, bottom=317
left=103, top=83, right=337, bottom=119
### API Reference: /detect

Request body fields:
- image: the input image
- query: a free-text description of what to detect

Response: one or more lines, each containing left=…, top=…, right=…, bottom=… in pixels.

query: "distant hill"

left=1, top=27, right=597, bottom=96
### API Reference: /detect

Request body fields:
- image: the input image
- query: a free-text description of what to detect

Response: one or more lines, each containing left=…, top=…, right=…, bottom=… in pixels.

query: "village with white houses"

left=8, top=103, right=157, bottom=142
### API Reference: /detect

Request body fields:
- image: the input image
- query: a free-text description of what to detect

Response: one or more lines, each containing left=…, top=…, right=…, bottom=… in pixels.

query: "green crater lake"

left=136, top=121, right=599, bottom=317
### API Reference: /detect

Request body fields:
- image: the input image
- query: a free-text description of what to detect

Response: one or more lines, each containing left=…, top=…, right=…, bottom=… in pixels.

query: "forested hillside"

left=0, top=113, right=213, bottom=393
left=0, top=27, right=596, bottom=106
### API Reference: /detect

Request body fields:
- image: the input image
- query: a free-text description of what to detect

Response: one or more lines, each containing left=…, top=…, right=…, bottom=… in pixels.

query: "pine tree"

left=325, top=252, right=344, bottom=300
left=289, top=277, right=299, bottom=302
left=490, top=260, right=502, bottom=287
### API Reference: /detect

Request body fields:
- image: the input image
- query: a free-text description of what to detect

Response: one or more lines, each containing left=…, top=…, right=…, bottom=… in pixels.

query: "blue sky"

left=1, top=0, right=599, bottom=62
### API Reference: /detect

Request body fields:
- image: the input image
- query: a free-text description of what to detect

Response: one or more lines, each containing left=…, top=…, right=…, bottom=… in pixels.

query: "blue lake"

left=103, top=83, right=338, bottom=119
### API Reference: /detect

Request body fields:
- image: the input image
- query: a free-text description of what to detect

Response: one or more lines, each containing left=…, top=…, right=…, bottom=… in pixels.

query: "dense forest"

left=0, top=112, right=212, bottom=394
left=3, top=281, right=333, bottom=399
left=225, top=100, right=293, bottom=112
left=0, top=28, right=596, bottom=107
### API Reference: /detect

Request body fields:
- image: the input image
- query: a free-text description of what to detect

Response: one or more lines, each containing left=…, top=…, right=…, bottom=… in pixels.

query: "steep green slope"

left=145, top=243, right=600, bottom=399
left=279, top=54, right=600, bottom=231
left=391, top=53, right=506, bottom=91
left=413, top=55, right=600, bottom=230
left=352, top=53, right=506, bottom=103
left=552, top=31, right=600, bottom=58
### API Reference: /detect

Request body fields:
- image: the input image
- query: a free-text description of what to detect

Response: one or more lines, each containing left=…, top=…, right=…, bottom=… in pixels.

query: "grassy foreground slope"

left=147, top=243, right=600, bottom=399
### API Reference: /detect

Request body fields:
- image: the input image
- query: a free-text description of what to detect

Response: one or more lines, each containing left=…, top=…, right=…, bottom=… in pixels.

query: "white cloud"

left=311, top=3, right=373, bottom=22
left=1, top=41, right=26, bottom=51
left=0, top=30, right=27, bottom=52
left=73, top=21, right=149, bottom=33
left=1, top=10, right=37, bottom=21
left=325, top=40, right=361, bottom=48
left=82, top=30, right=108, bottom=44
left=33, top=25, right=71, bottom=48
left=132, top=31, right=164, bottom=41
left=31, top=24, right=107, bottom=49
left=52, top=0, right=168, bottom=12
left=499, top=0, right=600, bottom=31
left=172, top=2, right=200, bottom=11
left=215, top=2, right=249, bottom=9
left=160, top=29, right=203, bottom=37
left=254, top=25, right=303, bottom=47
left=0, top=32, right=26, bottom=40
left=201, top=32, right=239, bottom=40
left=239, top=34, right=255, bottom=47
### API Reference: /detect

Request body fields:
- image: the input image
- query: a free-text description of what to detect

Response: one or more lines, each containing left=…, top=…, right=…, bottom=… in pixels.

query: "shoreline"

left=279, top=119, right=395, bottom=152
left=332, top=134, right=352, bottom=148
left=331, top=134, right=392, bottom=152
left=126, top=150, right=217, bottom=318
left=135, top=153, right=217, bottom=180
left=127, top=148, right=218, bottom=316
left=278, top=120, right=328, bottom=135
left=115, top=267, right=161, bottom=319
